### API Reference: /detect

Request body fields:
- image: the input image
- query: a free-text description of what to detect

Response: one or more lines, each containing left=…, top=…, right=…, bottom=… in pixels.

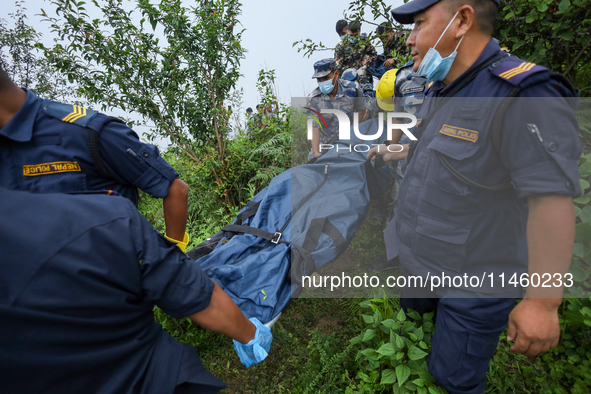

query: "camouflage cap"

left=312, top=58, right=337, bottom=79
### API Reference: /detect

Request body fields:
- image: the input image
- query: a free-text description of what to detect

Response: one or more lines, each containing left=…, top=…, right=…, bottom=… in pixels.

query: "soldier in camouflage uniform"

left=306, top=58, right=368, bottom=159
left=334, top=21, right=378, bottom=87
left=376, top=22, right=408, bottom=70
left=335, top=19, right=348, bottom=40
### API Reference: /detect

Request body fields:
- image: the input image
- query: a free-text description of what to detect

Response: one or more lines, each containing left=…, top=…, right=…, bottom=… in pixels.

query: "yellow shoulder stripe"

left=499, top=62, right=536, bottom=80
left=62, top=106, right=87, bottom=123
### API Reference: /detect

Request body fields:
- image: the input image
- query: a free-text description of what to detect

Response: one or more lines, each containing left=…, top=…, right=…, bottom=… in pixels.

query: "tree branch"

left=565, top=36, right=591, bottom=77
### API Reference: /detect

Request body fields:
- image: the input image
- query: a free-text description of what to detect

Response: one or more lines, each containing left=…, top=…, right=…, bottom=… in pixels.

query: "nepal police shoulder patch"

left=491, top=60, right=548, bottom=86
left=43, top=101, right=97, bottom=127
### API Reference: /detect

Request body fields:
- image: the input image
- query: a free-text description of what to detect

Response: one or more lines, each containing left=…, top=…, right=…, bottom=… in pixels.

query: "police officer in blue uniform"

left=0, top=67, right=191, bottom=251
left=0, top=187, right=272, bottom=393
left=307, top=58, right=368, bottom=158
left=370, top=0, right=582, bottom=392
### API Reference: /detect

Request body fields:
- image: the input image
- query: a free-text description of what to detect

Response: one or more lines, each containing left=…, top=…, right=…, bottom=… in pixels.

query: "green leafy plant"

left=295, top=329, right=357, bottom=394
left=495, top=0, right=591, bottom=96
left=347, top=298, right=445, bottom=394
left=569, top=150, right=591, bottom=294
left=0, top=1, right=72, bottom=100
left=40, top=0, right=246, bottom=207
left=292, top=0, right=411, bottom=67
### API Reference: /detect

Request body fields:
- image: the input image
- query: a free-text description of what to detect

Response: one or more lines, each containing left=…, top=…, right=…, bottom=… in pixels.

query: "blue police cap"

left=391, top=0, right=500, bottom=24
left=312, top=58, right=337, bottom=79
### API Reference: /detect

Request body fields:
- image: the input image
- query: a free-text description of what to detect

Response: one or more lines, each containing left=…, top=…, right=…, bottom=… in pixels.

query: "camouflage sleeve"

left=366, top=43, right=378, bottom=63
left=334, top=42, right=343, bottom=61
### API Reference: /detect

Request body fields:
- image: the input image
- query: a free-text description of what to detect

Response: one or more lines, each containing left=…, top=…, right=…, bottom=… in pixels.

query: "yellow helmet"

left=376, top=68, right=398, bottom=112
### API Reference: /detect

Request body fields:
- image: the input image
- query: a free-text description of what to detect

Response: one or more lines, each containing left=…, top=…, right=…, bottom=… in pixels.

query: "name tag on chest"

left=439, top=125, right=479, bottom=143
left=23, top=161, right=82, bottom=176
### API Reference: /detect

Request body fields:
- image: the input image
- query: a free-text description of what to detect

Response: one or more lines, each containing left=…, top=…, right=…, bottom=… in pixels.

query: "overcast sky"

left=4, top=0, right=406, bottom=143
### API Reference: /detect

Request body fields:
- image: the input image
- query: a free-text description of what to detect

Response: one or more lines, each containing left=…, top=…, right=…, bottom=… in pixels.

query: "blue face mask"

left=416, top=11, right=464, bottom=82
left=340, top=34, right=347, bottom=40
left=349, top=36, right=359, bottom=44
left=318, top=74, right=336, bottom=95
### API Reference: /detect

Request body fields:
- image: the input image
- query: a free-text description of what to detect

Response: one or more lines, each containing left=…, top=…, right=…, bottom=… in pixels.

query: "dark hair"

left=444, top=0, right=497, bottom=35
left=376, top=21, right=393, bottom=36
left=336, top=19, right=348, bottom=35
left=246, top=107, right=253, bottom=112
left=256, top=104, right=262, bottom=110
left=348, top=21, right=361, bottom=32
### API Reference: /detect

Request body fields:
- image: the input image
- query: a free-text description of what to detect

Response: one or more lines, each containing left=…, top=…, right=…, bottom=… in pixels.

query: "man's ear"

left=456, top=5, right=475, bottom=37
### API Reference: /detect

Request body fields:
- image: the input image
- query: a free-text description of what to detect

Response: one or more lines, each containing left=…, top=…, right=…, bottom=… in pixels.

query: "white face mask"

left=416, top=11, right=465, bottom=82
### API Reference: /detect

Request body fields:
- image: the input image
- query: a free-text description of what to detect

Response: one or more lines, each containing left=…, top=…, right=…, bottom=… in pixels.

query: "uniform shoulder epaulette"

left=491, top=59, right=548, bottom=86
left=42, top=101, right=98, bottom=127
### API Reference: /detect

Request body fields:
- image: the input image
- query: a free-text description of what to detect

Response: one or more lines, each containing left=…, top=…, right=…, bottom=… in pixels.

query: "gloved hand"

left=233, top=317, right=272, bottom=368
left=164, top=232, right=190, bottom=253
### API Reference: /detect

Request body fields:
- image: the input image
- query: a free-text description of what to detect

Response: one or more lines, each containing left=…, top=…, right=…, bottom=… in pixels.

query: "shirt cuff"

left=510, top=159, right=581, bottom=199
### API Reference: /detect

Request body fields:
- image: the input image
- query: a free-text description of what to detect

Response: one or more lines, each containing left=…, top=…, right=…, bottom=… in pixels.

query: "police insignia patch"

left=43, top=101, right=97, bottom=127
left=439, top=124, right=479, bottom=143
left=23, top=161, right=81, bottom=176
left=491, top=60, right=547, bottom=85
left=62, top=106, right=87, bottom=123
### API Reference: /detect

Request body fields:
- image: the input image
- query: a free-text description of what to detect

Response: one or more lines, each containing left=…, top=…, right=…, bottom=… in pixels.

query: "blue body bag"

left=188, top=119, right=392, bottom=323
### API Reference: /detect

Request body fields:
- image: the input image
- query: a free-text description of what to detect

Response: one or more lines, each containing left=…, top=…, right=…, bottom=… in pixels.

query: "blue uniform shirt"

left=0, top=188, right=222, bottom=394
left=0, top=89, right=179, bottom=204
left=395, top=39, right=582, bottom=292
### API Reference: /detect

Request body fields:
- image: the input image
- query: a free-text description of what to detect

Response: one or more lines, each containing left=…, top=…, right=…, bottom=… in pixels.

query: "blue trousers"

left=402, top=297, right=516, bottom=394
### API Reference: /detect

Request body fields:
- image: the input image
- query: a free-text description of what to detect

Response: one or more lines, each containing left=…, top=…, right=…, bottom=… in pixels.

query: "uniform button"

left=142, top=151, right=149, bottom=157
left=491, top=61, right=500, bottom=68
left=566, top=181, right=573, bottom=190
left=546, top=142, right=557, bottom=152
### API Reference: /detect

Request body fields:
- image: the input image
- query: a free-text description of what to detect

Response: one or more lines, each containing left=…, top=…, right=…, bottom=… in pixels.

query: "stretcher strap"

left=301, top=217, right=347, bottom=257
left=236, top=201, right=261, bottom=225
left=221, top=224, right=288, bottom=245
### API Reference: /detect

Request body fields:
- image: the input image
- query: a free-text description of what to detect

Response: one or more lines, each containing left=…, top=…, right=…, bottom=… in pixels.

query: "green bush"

left=347, top=298, right=445, bottom=394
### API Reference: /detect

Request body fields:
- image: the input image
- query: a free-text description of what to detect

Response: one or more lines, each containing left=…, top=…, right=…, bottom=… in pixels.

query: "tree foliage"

left=0, top=1, right=69, bottom=100
left=40, top=0, right=246, bottom=169
left=495, top=0, right=591, bottom=95
left=293, top=0, right=410, bottom=63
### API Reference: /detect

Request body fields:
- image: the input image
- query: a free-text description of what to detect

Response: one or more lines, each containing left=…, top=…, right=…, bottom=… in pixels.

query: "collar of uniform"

left=0, top=88, right=41, bottom=142
left=433, top=38, right=501, bottom=96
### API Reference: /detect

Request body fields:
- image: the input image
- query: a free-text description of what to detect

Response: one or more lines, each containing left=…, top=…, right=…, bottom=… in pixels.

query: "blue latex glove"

left=233, top=317, right=272, bottom=368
